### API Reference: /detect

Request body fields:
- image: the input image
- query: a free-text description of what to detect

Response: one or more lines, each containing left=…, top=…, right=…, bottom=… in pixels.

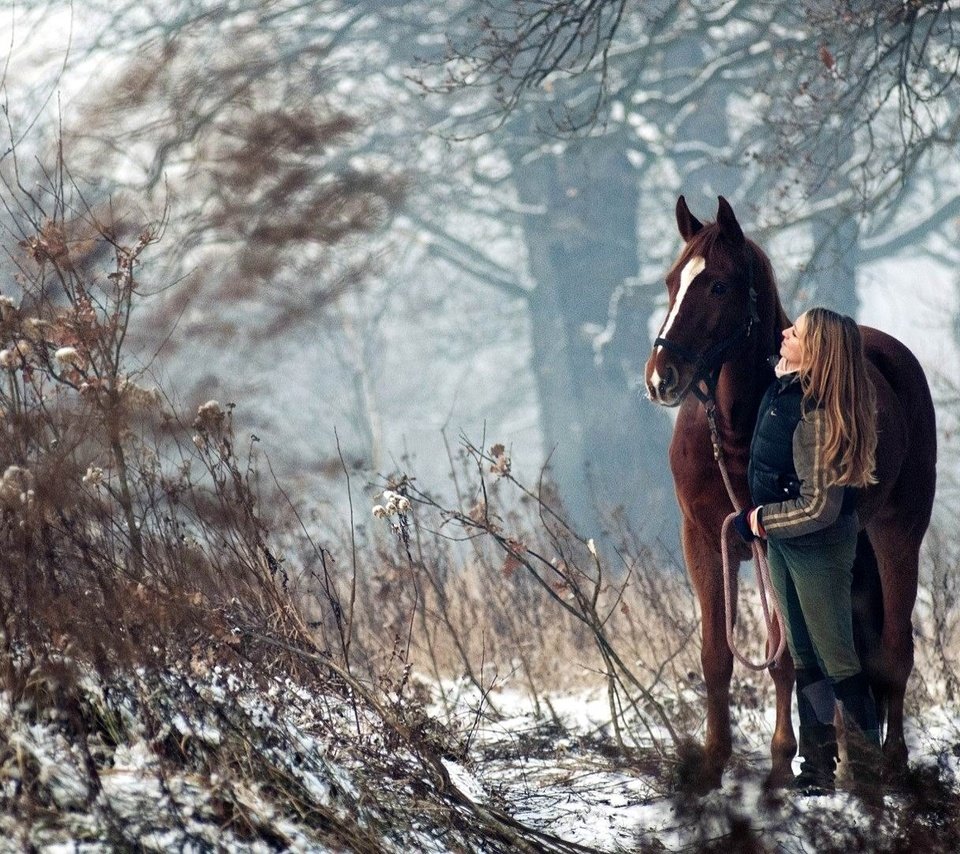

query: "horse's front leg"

left=684, top=526, right=734, bottom=789
left=767, top=624, right=797, bottom=786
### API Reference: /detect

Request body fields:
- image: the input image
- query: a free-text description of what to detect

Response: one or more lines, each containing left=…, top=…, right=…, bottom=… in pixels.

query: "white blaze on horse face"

left=649, top=255, right=705, bottom=397
left=660, top=255, right=705, bottom=343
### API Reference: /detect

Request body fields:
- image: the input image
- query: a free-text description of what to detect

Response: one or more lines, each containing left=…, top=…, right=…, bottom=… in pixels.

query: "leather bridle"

left=653, top=250, right=760, bottom=404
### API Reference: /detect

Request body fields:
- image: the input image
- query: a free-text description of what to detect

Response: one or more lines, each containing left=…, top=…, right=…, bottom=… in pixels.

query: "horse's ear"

left=676, top=195, right=704, bottom=242
left=716, top=196, right=745, bottom=246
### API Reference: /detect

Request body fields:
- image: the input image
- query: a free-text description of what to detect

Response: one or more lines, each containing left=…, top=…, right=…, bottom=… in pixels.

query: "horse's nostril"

left=658, top=365, right=678, bottom=395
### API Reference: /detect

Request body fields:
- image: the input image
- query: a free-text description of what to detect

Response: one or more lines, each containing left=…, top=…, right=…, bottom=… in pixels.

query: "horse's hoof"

left=882, top=739, right=909, bottom=784
left=673, top=739, right=723, bottom=794
left=765, top=763, right=795, bottom=790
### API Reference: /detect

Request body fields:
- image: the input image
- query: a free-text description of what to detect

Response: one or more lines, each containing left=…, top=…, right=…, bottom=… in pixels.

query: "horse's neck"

left=709, top=250, right=786, bottom=449
left=713, top=349, right=773, bottom=449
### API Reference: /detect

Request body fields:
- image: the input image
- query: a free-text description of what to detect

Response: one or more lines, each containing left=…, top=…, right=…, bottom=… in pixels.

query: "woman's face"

left=780, top=313, right=807, bottom=369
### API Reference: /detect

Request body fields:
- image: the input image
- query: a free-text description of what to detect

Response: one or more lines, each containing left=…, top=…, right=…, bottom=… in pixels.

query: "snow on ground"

left=434, top=680, right=960, bottom=852
left=0, top=656, right=452, bottom=853
left=2, top=654, right=958, bottom=852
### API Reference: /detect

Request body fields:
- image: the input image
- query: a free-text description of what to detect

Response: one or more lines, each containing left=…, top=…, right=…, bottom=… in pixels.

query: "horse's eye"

left=711, top=281, right=729, bottom=296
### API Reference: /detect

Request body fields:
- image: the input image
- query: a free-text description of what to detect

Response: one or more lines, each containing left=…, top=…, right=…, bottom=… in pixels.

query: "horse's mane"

left=746, top=238, right=790, bottom=334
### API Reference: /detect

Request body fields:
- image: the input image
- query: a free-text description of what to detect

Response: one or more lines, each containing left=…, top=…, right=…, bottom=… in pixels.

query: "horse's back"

left=859, top=326, right=936, bottom=530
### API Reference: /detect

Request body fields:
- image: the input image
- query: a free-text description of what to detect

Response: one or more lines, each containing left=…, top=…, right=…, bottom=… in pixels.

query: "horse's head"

left=645, top=196, right=760, bottom=407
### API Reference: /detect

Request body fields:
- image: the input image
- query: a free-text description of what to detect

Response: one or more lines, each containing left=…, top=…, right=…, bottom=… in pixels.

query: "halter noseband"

left=653, top=251, right=759, bottom=404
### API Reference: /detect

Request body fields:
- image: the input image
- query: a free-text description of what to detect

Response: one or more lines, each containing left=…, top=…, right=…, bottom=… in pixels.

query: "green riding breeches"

left=765, top=534, right=862, bottom=681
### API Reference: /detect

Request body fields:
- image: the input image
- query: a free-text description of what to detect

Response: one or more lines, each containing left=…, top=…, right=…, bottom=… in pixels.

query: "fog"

left=3, top=0, right=958, bottom=551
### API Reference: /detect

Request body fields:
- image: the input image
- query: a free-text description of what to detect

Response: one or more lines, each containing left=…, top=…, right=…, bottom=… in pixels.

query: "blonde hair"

left=797, top=307, right=878, bottom=488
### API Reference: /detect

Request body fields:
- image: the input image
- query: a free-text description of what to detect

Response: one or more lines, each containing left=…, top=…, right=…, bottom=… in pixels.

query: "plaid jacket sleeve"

left=759, top=408, right=845, bottom=540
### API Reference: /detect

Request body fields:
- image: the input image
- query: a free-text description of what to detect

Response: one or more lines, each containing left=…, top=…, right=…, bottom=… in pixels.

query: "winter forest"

left=1, top=1, right=959, bottom=851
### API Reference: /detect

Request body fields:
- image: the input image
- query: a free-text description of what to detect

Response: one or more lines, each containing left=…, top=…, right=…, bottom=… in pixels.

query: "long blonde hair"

left=798, top=307, right=878, bottom=488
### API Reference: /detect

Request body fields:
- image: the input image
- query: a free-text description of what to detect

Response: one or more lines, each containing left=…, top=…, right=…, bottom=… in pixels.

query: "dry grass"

left=1, top=149, right=957, bottom=852
left=0, top=156, right=600, bottom=852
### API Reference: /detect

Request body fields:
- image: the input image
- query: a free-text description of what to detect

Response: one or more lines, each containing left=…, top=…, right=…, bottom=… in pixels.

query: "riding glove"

left=733, top=509, right=755, bottom=543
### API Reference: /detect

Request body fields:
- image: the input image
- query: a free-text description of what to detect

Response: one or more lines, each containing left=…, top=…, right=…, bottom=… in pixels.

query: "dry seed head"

left=22, top=318, right=50, bottom=341
left=39, top=221, right=72, bottom=269
left=0, top=349, right=16, bottom=369
left=467, top=500, right=487, bottom=524
left=0, top=466, right=35, bottom=509
left=194, top=399, right=225, bottom=432
left=55, top=346, right=84, bottom=368
left=489, top=443, right=511, bottom=478
left=82, top=466, right=105, bottom=487
left=374, top=488, right=410, bottom=518
left=120, top=381, right=160, bottom=412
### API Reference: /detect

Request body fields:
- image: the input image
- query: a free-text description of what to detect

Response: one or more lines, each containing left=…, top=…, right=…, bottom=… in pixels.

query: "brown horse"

left=644, top=196, right=936, bottom=788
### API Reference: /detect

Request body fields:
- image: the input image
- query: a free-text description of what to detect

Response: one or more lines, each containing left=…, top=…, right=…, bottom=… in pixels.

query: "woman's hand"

left=733, top=507, right=766, bottom=543
left=733, top=509, right=755, bottom=543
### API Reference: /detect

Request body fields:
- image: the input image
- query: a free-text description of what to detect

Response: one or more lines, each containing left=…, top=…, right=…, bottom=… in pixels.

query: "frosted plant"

left=488, top=443, right=511, bottom=478
left=82, top=466, right=105, bottom=488
left=381, top=489, right=411, bottom=514
left=54, top=347, right=83, bottom=367
left=194, top=400, right=226, bottom=433
left=0, top=466, right=36, bottom=510
left=372, top=487, right=413, bottom=547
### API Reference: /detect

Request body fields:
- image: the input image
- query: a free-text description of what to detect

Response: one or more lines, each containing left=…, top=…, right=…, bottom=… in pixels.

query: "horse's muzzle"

left=646, top=360, right=682, bottom=406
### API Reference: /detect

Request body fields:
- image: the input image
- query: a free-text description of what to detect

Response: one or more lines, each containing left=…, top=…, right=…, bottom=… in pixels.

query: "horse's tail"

left=851, top=530, right=887, bottom=731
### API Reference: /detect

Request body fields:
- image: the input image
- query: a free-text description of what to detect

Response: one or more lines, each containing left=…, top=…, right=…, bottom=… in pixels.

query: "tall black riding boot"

left=793, top=667, right=838, bottom=795
left=795, top=723, right=838, bottom=795
left=834, top=671, right=883, bottom=807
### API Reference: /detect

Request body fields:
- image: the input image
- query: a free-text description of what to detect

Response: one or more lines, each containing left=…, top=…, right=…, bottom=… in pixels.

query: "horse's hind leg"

left=866, top=520, right=923, bottom=772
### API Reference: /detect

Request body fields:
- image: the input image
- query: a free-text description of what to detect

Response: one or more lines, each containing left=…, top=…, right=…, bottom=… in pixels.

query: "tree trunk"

left=511, top=130, right=675, bottom=542
left=801, top=132, right=860, bottom=316
left=805, top=210, right=859, bottom=317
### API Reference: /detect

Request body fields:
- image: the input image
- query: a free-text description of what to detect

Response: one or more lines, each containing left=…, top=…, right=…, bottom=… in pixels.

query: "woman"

left=734, top=307, right=881, bottom=798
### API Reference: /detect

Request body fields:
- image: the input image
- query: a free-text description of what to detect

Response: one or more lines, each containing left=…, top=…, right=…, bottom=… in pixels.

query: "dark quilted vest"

left=748, top=376, right=856, bottom=513
left=748, top=377, right=805, bottom=505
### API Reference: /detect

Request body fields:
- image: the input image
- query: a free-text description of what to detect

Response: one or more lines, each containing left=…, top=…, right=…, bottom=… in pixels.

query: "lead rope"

left=706, top=402, right=787, bottom=671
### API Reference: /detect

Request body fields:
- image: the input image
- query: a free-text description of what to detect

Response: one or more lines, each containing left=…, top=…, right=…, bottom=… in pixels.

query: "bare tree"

left=11, top=0, right=959, bottom=540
